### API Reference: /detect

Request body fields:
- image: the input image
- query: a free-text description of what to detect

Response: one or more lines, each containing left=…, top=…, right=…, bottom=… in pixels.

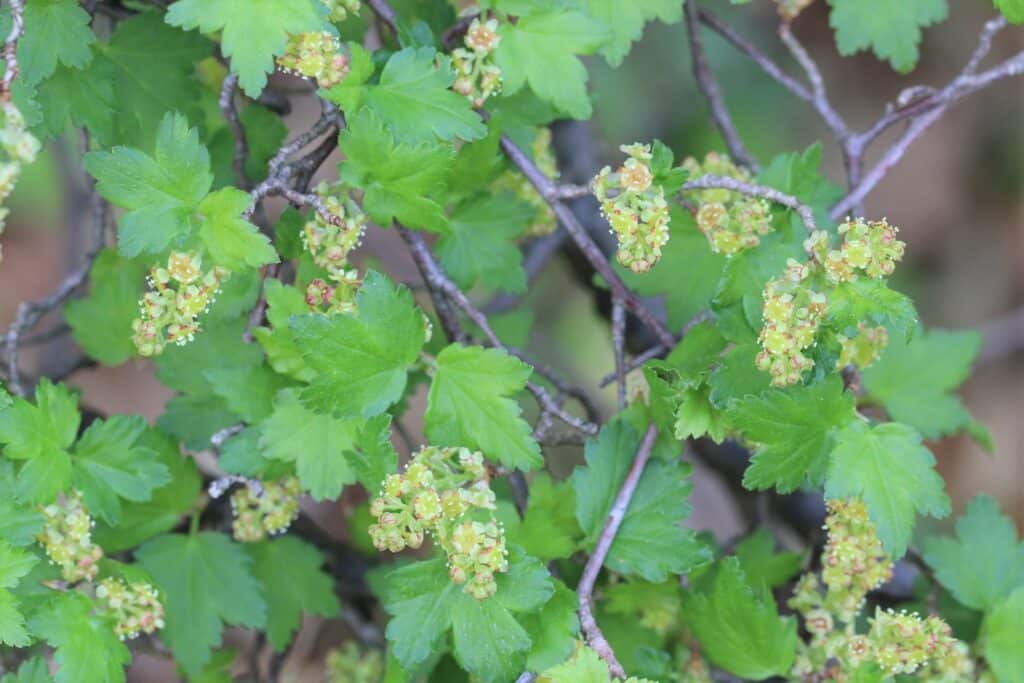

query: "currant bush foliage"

left=0, top=0, right=1020, bottom=682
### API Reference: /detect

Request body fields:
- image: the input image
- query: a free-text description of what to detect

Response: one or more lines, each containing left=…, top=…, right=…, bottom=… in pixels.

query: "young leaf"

left=734, top=529, right=803, bottom=589
left=64, top=249, right=146, bottom=366
left=136, top=532, right=267, bottom=677
left=252, top=281, right=316, bottom=382
left=291, top=271, right=426, bottom=418
left=825, top=421, right=950, bottom=557
left=338, top=109, right=454, bottom=233
left=495, top=5, right=609, bottom=119
left=573, top=421, right=709, bottom=581
left=166, top=0, right=330, bottom=97
left=84, top=112, right=212, bottom=258
left=205, top=364, right=294, bottom=424
left=0, top=657, right=52, bottom=683
left=71, top=415, right=171, bottom=525
left=197, top=187, right=278, bottom=271
left=28, top=591, right=131, bottom=683
left=519, top=582, right=580, bottom=672
left=246, top=537, right=340, bottom=651
left=861, top=328, right=983, bottom=443
left=258, top=388, right=361, bottom=500
left=436, top=193, right=532, bottom=294
left=982, top=586, right=1024, bottom=682
left=826, top=278, right=918, bottom=340
left=729, top=377, right=855, bottom=493
left=378, top=551, right=553, bottom=683
left=707, top=343, right=772, bottom=407
left=0, top=542, right=35, bottom=647
left=507, top=473, right=582, bottom=560
left=425, top=344, right=542, bottom=470
left=827, top=0, right=948, bottom=72
left=574, top=0, right=682, bottom=66
left=995, top=0, right=1024, bottom=23
left=684, top=557, right=798, bottom=680
left=16, top=0, right=95, bottom=85
left=539, top=643, right=657, bottom=682
left=323, top=45, right=486, bottom=144
left=922, top=495, right=1024, bottom=611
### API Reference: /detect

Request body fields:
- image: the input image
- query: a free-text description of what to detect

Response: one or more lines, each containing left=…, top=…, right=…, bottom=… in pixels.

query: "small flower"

left=96, top=578, right=166, bottom=640
left=465, top=18, right=501, bottom=53
left=683, top=152, right=773, bottom=256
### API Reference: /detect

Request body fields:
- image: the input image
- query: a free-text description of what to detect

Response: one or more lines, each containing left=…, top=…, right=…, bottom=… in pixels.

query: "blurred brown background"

left=0, top=1, right=1021, bottom=680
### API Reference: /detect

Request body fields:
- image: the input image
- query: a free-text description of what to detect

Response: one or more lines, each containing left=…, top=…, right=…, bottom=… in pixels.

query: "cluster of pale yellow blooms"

left=451, top=18, right=503, bottom=108
left=230, top=477, right=302, bottom=543
left=0, top=102, right=41, bottom=262
left=301, top=182, right=367, bottom=315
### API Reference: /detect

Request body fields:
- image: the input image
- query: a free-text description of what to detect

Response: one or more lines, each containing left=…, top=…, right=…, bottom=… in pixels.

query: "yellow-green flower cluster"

left=95, top=577, right=165, bottom=641
left=756, top=258, right=827, bottom=386
left=322, top=0, right=361, bottom=22
left=863, top=608, right=958, bottom=676
left=369, top=446, right=509, bottom=599
left=132, top=251, right=228, bottom=356
left=0, top=102, right=41, bottom=262
left=820, top=498, right=894, bottom=621
left=594, top=143, right=671, bottom=273
left=492, top=128, right=558, bottom=237
left=36, top=493, right=103, bottom=583
left=301, top=183, right=367, bottom=314
left=837, top=323, right=889, bottom=370
left=805, top=218, right=905, bottom=284
left=230, top=477, right=302, bottom=543
left=682, top=152, right=773, bottom=256
left=915, top=639, right=977, bottom=682
left=327, top=642, right=383, bottom=683
left=451, top=18, right=502, bottom=108
left=277, top=32, right=350, bottom=88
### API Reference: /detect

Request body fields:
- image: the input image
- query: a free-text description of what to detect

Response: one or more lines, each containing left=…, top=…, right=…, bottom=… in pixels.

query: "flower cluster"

left=756, top=259, right=827, bottom=386
left=805, top=218, right=905, bottom=284
left=837, top=323, right=889, bottom=370
left=327, top=642, right=383, bottom=683
left=132, top=252, right=228, bottom=356
left=300, top=183, right=367, bottom=314
left=593, top=143, right=671, bottom=272
left=95, top=577, right=166, bottom=641
left=451, top=18, right=502, bottom=108
left=492, top=128, right=558, bottom=237
left=277, top=32, right=350, bottom=88
left=819, top=498, right=893, bottom=621
left=862, top=608, right=958, bottom=675
left=369, top=446, right=509, bottom=599
left=0, top=102, right=41, bottom=262
left=36, top=493, right=103, bottom=583
left=682, top=152, right=773, bottom=256
left=230, top=477, right=301, bottom=543
left=322, top=0, right=361, bottom=22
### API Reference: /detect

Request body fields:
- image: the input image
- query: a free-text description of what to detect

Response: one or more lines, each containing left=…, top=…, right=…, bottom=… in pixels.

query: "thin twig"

left=218, top=73, right=251, bottom=190
left=578, top=424, right=659, bottom=679
left=598, top=310, right=714, bottom=388
left=777, top=24, right=850, bottom=142
left=681, top=174, right=817, bottom=233
left=1, top=0, right=25, bottom=102
left=611, top=298, right=626, bottom=409
left=683, top=0, right=759, bottom=172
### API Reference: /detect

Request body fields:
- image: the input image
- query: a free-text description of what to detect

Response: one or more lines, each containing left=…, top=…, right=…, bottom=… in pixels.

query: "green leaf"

left=0, top=590, right=30, bottom=647
left=0, top=464, right=43, bottom=546
left=338, top=109, right=453, bottom=233
left=17, top=0, right=95, bottom=85
left=574, top=0, right=682, bottom=66
left=34, top=59, right=115, bottom=146
left=84, top=112, right=212, bottom=258
left=166, top=0, right=330, bottom=97
left=922, top=495, right=1024, bottom=611
left=538, top=644, right=658, bottom=683
left=324, top=44, right=485, bottom=143
left=93, top=428, right=201, bottom=552
left=730, top=377, right=855, bottom=493
left=662, top=321, right=727, bottom=386
left=0, top=542, right=37, bottom=590
left=995, top=0, right=1024, bottom=22
left=734, top=529, right=803, bottom=590
left=29, top=591, right=131, bottom=683
left=684, top=557, right=798, bottom=680
left=246, top=537, right=340, bottom=651
left=507, top=473, right=582, bottom=560
left=92, top=11, right=211, bottom=148
left=982, top=586, right=1024, bottom=682
left=826, top=278, right=918, bottom=339
left=495, top=6, right=608, bottom=119
left=259, top=389, right=361, bottom=500
left=0, top=657, right=53, bottom=683
left=252, top=281, right=316, bottom=382
left=436, top=193, right=531, bottom=294
left=827, top=0, right=948, bottom=72
left=197, top=187, right=278, bottom=270
left=707, top=343, right=772, bottom=407
left=136, top=532, right=266, bottom=677
left=378, top=551, right=553, bottom=683
left=825, top=421, right=950, bottom=557
left=71, top=415, right=171, bottom=525
left=862, top=328, right=982, bottom=442
left=0, top=379, right=79, bottom=503
left=757, top=144, right=844, bottom=229
left=291, top=271, right=425, bottom=418
left=520, top=582, right=580, bottom=672
left=573, top=421, right=709, bottom=581
left=156, top=316, right=263, bottom=397
left=425, top=343, right=542, bottom=470
left=348, top=415, right=400, bottom=492
left=64, top=249, right=146, bottom=366
left=205, top=364, right=293, bottom=424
